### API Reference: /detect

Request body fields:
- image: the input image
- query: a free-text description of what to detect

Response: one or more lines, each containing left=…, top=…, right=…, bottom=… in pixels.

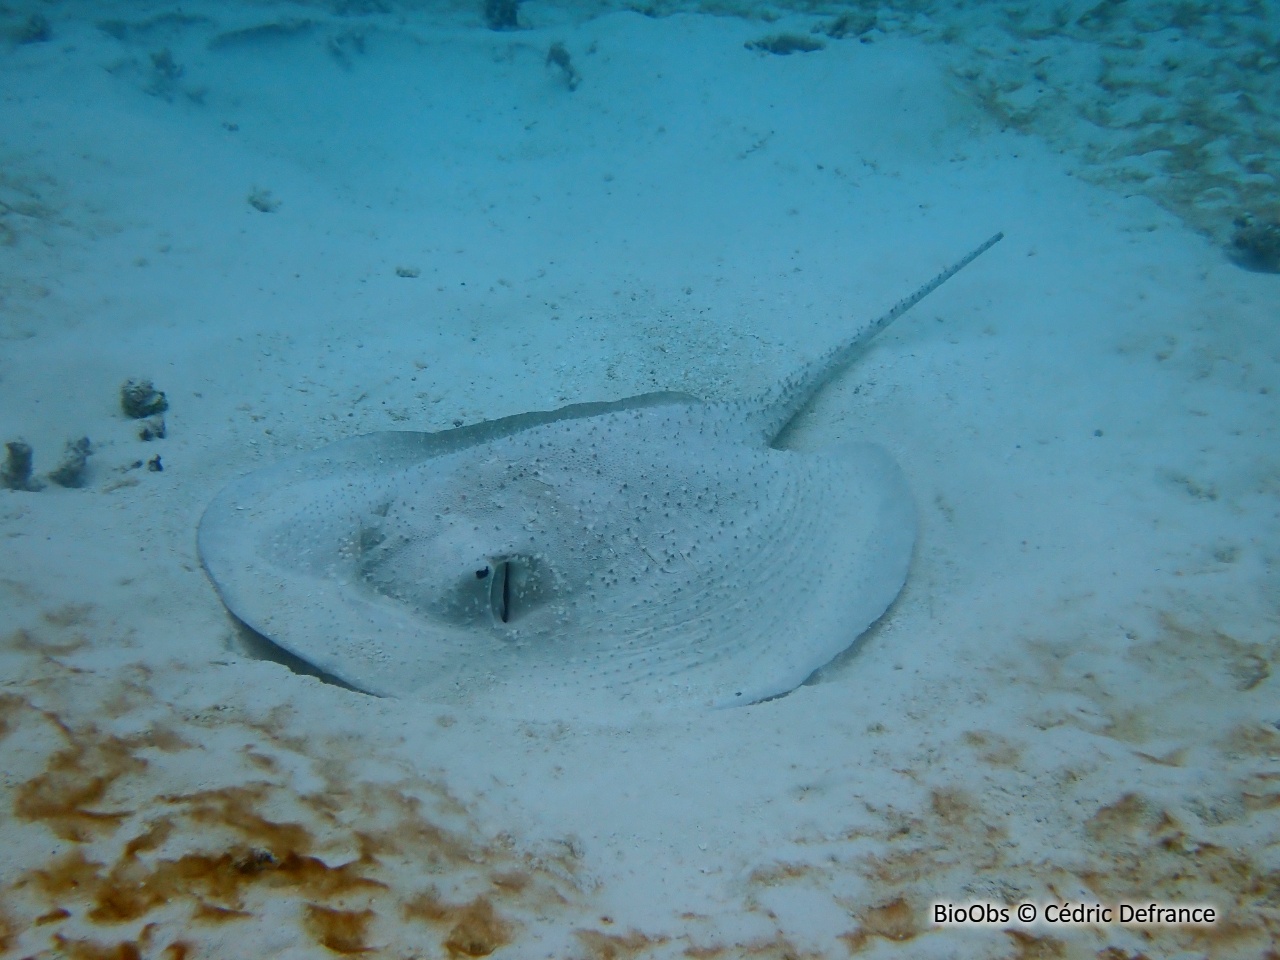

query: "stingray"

left=199, top=233, right=1002, bottom=715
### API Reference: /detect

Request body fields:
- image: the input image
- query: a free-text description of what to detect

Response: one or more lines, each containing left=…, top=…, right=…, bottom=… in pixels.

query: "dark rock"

left=2, top=440, right=42, bottom=491
left=48, top=437, right=92, bottom=489
left=248, top=187, right=280, bottom=213
left=546, top=42, right=580, bottom=91
left=121, top=379, right=169, bottom=419
left=139, top=416, right=167, bottom=441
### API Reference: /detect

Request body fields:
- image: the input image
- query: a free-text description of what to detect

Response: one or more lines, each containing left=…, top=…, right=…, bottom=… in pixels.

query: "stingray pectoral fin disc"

left=687, top=440, right=916, bottom=708
left=784, top=442, right=916, bottom=687
left=198, top=407, right=915, bottom=717
left=196, top=431, right=452, bottom=697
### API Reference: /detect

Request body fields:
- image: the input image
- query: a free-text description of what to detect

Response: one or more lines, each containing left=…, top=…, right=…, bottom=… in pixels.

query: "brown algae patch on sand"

left=840, top=895, right=919, bottom=952
left=0, top=624, right=583, bottom=958
left=301, top=904, right=377, bottom=954
left=402, top=890, right=515, bottom=957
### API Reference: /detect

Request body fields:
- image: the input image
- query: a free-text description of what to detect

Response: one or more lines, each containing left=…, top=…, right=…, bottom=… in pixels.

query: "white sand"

left=1, top=2, right=1277, bottom=958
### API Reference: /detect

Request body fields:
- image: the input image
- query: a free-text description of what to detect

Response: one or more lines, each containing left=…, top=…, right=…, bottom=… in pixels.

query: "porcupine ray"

left=198, top=233, right=1003, bottom=716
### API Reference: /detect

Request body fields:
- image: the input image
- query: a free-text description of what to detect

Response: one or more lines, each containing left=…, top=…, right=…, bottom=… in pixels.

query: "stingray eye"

left=475, top=567, right=489, bottom=579
left=488, top=558, right=511, bottom=624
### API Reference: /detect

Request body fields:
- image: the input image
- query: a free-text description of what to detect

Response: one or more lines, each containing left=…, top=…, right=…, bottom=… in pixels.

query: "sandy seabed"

left=1, top=1, right=1277, bottom=958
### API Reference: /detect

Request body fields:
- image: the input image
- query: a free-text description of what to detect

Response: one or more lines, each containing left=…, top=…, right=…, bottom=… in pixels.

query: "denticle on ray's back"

left=747, top=232, right=1004, bottom=446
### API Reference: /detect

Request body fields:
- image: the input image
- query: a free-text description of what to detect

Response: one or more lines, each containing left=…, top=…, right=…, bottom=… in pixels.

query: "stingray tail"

left=750, top=231, right=1004, bottom=445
